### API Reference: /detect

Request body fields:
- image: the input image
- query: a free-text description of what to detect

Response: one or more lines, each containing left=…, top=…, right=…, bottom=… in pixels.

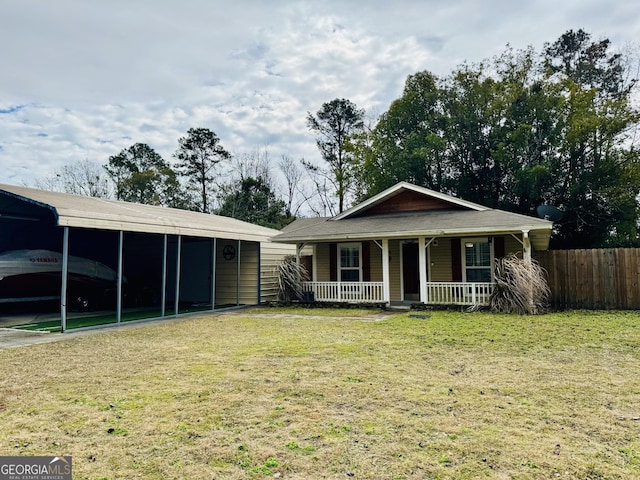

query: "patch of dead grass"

left=0, top=308, right=639, bottom=479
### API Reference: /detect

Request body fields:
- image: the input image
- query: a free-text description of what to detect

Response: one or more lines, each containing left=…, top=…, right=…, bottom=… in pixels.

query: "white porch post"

left=296, top=243, right=302, bottom=265
left=418, top=236, right=428, bottom=304
left=522, top=230, right=532, bottom=264
left=522, top=230, right=534, bottom=312
left=382, top=239, right=390, bottom=304
left=312, top=244, right=317, bottom=281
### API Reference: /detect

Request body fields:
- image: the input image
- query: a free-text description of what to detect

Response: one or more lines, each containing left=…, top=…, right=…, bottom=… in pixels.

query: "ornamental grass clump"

left=490, top=254, right=550, bottom=314
left=276, top=255, right=309, bottom=304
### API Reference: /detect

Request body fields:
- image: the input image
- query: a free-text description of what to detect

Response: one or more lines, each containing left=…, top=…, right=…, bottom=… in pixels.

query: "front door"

left=402, top=242, right=420, bottom=301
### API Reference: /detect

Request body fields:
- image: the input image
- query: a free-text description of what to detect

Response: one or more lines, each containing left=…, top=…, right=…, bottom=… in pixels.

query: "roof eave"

left=273, top=224, right=553, bottom=244
left=0, top=188, right=59, bottom=223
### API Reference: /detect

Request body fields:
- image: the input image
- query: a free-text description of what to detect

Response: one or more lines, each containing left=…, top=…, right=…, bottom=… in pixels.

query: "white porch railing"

left=302, top=281, right=495, bottom=306
left=302, top=282, right=385, bottom=303
left=426, top=282, right=495, bottom=306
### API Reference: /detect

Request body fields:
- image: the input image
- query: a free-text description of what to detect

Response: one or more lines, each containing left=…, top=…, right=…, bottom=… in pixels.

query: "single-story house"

left=0, top=184, right=294, bottom=331
left=272, top=182, right=553, bottom=307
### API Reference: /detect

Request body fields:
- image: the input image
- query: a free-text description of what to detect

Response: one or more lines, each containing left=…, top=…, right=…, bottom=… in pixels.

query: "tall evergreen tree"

left=307, top=98, right=365, bottom=213
left=105, top=143, right=185, bottom=207
left=358, top=30, right=640, bottom=248
left=174, top=128, right=231, bottom=213
left=541, top=30, right=640, bottom=247
left=216, top=176, right=293, bottom=229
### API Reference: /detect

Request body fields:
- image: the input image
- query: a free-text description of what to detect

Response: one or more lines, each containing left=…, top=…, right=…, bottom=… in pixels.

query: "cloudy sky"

left=1, top=0, right=639, bottom=189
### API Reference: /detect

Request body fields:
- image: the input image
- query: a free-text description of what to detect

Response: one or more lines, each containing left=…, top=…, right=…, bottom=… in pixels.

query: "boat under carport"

left=0, top=185, right=293, bottom=332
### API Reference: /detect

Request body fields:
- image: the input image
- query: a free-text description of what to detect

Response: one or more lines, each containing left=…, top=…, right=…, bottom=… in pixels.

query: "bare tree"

left=34, top=159, right=112, bottom=198
left=231, top=146, right=272, bottom=183
left=301, top=159, right=339, bottom=217
left=278, top=154, right=311, bottom=217
left=215, top=147, right=273, bottom=211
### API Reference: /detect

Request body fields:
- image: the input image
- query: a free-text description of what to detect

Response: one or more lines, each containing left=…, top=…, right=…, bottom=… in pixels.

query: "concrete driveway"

left=0, top=328, right=68, bottom=349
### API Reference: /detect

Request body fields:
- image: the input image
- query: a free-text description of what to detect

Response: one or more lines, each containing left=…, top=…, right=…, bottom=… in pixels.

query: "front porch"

left=274, top=182, right=552, bottom=311
left=302, top=281, right=495, bottom=307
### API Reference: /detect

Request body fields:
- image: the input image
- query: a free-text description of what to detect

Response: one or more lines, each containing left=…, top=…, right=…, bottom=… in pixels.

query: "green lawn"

left=12, top=304, right=236, bottom=332
left=1, top=307, right=639, bottom=479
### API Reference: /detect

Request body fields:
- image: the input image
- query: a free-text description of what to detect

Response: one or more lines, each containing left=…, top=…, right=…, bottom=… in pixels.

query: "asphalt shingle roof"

left=274, top=209, right=552, bottom=249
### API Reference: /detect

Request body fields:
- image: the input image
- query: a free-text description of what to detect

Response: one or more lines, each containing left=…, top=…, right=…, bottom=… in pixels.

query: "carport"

left=0, top=185, right=293, bottom=332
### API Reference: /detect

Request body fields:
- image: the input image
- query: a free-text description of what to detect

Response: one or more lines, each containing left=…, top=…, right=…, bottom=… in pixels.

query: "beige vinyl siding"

left=315, top=243, right=331, bottom=282
left=428, top=235, right=524, bottom=283
left=504, top=235, right=524, bottom=257
left=215, top=239, right=239, bottom=305
left=238, top=241, right=260, bottom=305
left=313, top=241, right=383, bottom=282
left=369, top=241, right=383, bottom=282
left=503, top=233, right=550, bottom=257
left=215, top=240, right=260, bottom=306
left=429, top=238, right=453, bottom=282
left=260, top=242, right=296, bottom=302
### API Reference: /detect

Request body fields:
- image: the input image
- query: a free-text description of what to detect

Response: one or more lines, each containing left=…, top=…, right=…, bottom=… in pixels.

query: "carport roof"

left=0, top=184, right=280, bottom=242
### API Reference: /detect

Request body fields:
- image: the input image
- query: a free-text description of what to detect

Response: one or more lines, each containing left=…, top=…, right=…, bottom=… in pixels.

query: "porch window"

left=463, top=239, right=492, bottom=282
left=339, top=243, right=361, bottom=282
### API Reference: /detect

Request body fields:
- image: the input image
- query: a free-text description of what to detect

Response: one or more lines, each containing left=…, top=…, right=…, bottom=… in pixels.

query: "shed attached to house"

left=0, top=185, right=294, bottom=331
left=273, top=182, right=553, bottom=307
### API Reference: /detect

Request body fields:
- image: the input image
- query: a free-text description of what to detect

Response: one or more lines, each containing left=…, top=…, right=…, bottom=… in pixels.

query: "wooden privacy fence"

left=534, top=249, right=640, bottom=310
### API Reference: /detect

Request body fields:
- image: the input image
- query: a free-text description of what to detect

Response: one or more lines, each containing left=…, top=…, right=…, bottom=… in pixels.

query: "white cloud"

left=0, top=0, right=638, bottom=188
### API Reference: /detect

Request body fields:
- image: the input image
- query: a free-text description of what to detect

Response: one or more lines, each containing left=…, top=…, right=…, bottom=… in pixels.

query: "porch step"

left=387, top=305, right=411, bottom=311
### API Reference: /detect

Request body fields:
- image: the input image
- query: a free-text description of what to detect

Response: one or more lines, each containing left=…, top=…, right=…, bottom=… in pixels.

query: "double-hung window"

left=463, top=238, right=492, bottom=282
left=338, top=243, right=361, bottom=282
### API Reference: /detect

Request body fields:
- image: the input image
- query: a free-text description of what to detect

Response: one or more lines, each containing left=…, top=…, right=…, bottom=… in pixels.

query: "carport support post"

left=117, top=231, right=124, bottom=324
left=174, top=236, right=182, bottom=316
left=60, top=227, right=69, bottom=332
left=211, top=238, right=217, bottom=311
left=236, top=240, right=241, bottom=306
left=161, top=234, right=167, bottom=317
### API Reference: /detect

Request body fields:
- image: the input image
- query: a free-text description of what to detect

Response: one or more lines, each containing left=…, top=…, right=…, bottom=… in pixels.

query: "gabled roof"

left=274, top=182, right=553, bottom=250
left=0, top=184, right=280, bottom=242
left=333, top=182, right=487, bottom=220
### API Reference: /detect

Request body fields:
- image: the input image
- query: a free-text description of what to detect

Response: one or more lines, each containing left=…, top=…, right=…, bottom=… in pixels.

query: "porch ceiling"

left=274, top=209, right=553, bottom=250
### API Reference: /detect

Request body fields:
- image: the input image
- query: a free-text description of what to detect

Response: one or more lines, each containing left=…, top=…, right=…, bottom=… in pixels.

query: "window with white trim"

left=463, top=238, right=492, bottom=282
left=338, top=243, right=361, bottom=282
